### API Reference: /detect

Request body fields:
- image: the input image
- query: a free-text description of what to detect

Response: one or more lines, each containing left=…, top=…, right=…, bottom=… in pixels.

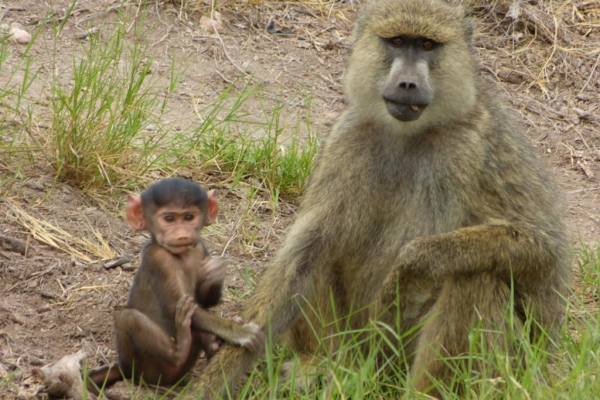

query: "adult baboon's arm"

left=387, top=219, right=563, bottom=283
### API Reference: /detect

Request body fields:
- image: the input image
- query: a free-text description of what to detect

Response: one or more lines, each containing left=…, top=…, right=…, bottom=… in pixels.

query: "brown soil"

left=0, top=0, right=598, bottom=398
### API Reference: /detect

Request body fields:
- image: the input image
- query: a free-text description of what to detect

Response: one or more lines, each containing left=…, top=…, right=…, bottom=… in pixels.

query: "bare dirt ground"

left=0, top=0, right=598, bottom=398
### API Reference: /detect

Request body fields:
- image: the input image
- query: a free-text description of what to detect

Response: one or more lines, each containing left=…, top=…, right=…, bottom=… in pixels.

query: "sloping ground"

left=0, top=0, right=598, bottom=398
left=468, top=0, right=599, bottom=244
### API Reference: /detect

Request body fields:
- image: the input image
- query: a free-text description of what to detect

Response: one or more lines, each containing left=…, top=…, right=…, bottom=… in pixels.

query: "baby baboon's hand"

left=202, top=256, right=227, bottom=287
left=175, top=294, right=197, bottom=330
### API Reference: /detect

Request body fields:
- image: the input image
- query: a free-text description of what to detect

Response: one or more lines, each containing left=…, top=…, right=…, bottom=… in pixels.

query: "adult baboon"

left=199, top=0, right=569, bottom=396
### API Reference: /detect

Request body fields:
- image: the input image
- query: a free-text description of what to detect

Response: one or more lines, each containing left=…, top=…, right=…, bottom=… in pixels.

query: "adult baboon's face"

left=345, top=0, right=478, bottom=130
left=380, top=35, right=438, bottom=122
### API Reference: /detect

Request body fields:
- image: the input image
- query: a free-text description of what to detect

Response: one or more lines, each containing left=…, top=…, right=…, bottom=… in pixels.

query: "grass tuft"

left=48, top=20, right=179, bottom=191
left=180, top=82, right=318, bottom=205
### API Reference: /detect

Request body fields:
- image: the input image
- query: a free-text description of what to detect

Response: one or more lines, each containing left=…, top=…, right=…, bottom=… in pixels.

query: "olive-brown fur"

left=198, top=0, right=569, bottom=397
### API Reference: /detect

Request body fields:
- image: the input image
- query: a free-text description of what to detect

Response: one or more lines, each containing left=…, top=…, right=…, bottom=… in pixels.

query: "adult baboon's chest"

left=359, top=138, right=473, bottom=240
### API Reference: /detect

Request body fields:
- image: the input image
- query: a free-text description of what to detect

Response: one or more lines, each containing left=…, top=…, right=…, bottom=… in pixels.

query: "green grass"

left=230, top=314, right=524, bottom=398
left=186, top=87, right=318, bottom=205
left=43, top=15, right=316, bottom=202
left=578, top=243, right=600, bottom=298
left=2, top=5, right=317, bottom=202
left=0, top=28, right=42, bottom=178
left=48, top=20, right=181, bottom=190
left=213, top=282, right=600, bottom=400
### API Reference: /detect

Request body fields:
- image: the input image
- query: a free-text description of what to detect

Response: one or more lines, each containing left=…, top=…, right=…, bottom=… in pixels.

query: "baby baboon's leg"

left=114, top=296, right=196, bottom=384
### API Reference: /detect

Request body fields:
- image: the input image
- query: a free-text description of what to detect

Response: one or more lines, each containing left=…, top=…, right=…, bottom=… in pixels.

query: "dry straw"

left=5, top=198, right=114, bottom=262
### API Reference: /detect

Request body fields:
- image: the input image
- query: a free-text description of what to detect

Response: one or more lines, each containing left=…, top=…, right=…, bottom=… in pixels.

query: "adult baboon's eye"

left=390, top=37, right=405, bottom=47
left=421, top=40, right=436, bottom=50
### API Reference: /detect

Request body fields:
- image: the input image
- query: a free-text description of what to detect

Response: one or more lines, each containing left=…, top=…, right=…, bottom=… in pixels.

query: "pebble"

left=10, top=23, right=31, bottom=45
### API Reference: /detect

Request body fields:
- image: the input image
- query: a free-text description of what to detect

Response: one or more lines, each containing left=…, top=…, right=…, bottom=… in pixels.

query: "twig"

left=530, top=14, right=559, bottom=90
left=213, top=28, right=247, bottom=75
left=568, top=187, right=600, bottom=194
left=578, top=51, right=600, bottom=96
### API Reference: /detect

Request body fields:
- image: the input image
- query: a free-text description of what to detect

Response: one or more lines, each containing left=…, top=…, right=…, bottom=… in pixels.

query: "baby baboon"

left=199, top=0, right=570, bottom=397
left=87, top=179, right=262, bottom=393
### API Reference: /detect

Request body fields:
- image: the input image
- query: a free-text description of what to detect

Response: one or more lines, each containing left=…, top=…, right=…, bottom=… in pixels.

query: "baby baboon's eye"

left=184, top=214, right=195, bottom=221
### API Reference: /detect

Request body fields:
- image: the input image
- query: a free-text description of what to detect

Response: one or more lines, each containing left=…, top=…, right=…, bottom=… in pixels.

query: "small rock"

left=103, top=256, right=133, bottom=269
left=51, top=6, right=66, bottom=18
left=200, top=12, right=223, bottom=34
left=75, top=27, right=99, bottom=40
left=9, top=23, right=31, bottom=45
left=25, top=180, right=46, bottom=191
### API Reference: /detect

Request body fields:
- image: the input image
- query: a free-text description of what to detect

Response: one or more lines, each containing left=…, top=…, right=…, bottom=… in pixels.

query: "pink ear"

left=126, top=194, right=146, bottom=231
left=205, top=189, right=219, bottom=226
